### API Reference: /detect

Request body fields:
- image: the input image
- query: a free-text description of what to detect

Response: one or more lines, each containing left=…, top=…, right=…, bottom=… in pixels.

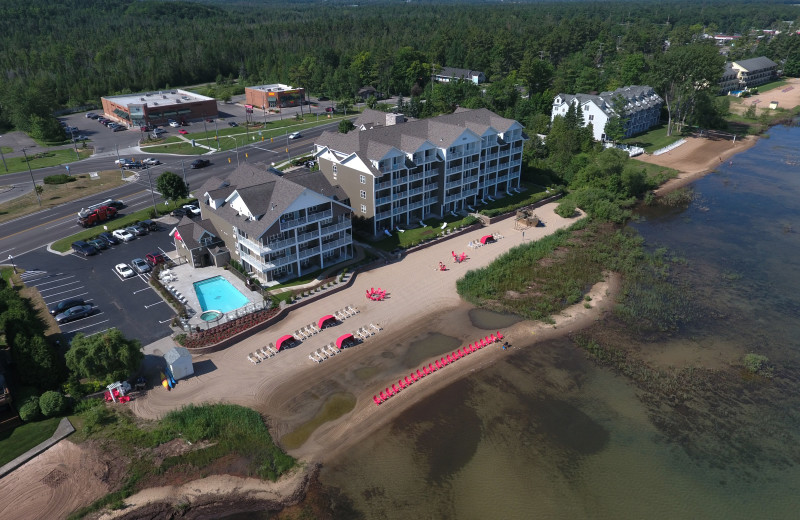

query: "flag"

left=175, top=230, right=182, bottom=241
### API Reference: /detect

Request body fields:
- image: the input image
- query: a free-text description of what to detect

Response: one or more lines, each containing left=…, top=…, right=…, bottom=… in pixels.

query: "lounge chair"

left=348, top=305, right=359, bottom=314
left=259, top=347, right=272, bottom=358
left=370, top=323, right=382, bottom=332
left=316, top=348, right=327, bottom=360
left=309, top=354, right=320, bottom=364
left=248, top=354, right=259, bottom=364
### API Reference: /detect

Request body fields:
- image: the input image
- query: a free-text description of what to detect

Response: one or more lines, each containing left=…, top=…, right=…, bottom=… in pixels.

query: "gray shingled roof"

left=283, top=168, right=349, bottom=202
left=317, top=108, right=518, bottom=164
left=555, top=85, right=662, bottom=117
left=435, top=67, right=484, bottom=79
left=165, top=346, right=191, bottom=365
left=175, top=217, right=219, bottom=250
left=734, top=56, right=778, bottom=72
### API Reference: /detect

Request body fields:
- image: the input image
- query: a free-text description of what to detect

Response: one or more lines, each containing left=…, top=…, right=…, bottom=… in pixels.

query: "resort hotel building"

left=179, top=164, right=353, bottom=285
left=100, top=89, right=218, bottom=128
left=313, top=108, right=526, bottom=236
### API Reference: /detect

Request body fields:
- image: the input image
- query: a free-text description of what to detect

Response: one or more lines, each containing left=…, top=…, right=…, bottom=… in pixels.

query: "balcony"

left=376, top=195, right=392, bottom=205
left=394, top=203, right=408, bottom=213
left=425, top=182, right=439, bottom=192
left=392, top=176, right=409, bottom=186
left=296, top=229, right=320, bottom=243
left=298, top=246, right=321, bottom=260
left=280, top=215, right=307, bottom=231
left=307, top=209, right=332, bottom=224
left=239, top=235, right=293, bottom=255
left=322, top=235, right=352, bottom=252
left=321, top=220, right=351, bottom=235
left=408, top=200, right=424, bottom=211
left=408, top=186, right=424, bottom=196
left=409, top=172, right=424, bottom=182
left=376, top=210, right=392, bottom=220
left=376, top=179, right=392, bottom=190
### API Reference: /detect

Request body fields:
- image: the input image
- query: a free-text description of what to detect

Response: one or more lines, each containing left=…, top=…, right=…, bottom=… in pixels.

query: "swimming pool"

left=193, top=276, right=250, bottom=313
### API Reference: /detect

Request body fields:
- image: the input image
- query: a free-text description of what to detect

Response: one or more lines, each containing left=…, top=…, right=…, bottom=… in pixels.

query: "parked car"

left=50, top=298, right=85, bottom=316
left=55, top=304, right=94, bottom=324
left=102, top=199, right=125, bottom=209
left=171, top=207, right=189, bottom=218
left=182, top=204, right=201, bottom=216
left=112, top=229, right=135, bottom=242
left=145, top=252, right=166, bottom=267
left=74, top=134, right=89, bottom=141
left=71, top=240, right=98, bottom=256
left=136, top=219, right=159, bottom=231
left=87, top=238, right=109, bottom=250
left=190, top=159, right=210, bottom=169
left=140, top=125, right=150, bottom=132
left=85, top=112, right=97, bottom=119
left=142, top=158, right=161, bottom=166
left=131, top=258, right=151, bottom=274
left=180, top=121, right=189, bottom=126
left=168, top=120, right=180, bottom=128
left=228, top=121, right=238, bottom=127
left=115, top=263, right=135, bottom=278
left=126, top=225, right=147, bottom=237
left=112, top=125, right=125, bottom=132
left=98, top=231, right=120, bottom=245
left=178, top=129, right=188, bottom=135
left=288, top=132, right=302, bottom=140
left=115, top=158, right=133, bottom=167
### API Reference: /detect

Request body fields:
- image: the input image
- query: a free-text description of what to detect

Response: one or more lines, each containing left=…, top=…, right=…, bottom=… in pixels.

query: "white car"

left=114, top=263, right=135, bottom=278
left=182, top=204, right=201, bottom=216
left=142, top=158, right=161, bottom=166
left=288, top=132, right=302, bottom=139
left=112, top=229, right=135, bottom=242
left=168, top=121, right=180, bottom=128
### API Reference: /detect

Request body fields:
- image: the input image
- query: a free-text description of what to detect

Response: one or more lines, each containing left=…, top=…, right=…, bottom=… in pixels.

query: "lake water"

left=316, top=124, right=800, bottom=519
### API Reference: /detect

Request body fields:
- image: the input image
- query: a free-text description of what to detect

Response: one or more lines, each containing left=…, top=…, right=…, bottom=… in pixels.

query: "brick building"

left=101, top=89, right=217, bottom=128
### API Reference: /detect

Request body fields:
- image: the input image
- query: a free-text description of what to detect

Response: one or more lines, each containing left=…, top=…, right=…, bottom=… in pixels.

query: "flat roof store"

left=101, top=89, right=218, bottom=128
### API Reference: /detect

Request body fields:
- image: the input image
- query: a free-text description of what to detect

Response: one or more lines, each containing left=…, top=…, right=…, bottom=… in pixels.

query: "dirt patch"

left=728, top=77, right=800, bottom=116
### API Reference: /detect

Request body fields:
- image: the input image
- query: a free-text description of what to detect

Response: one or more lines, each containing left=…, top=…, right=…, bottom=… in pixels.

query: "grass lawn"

left=370, top=214, right=477, bottom=252
left=752, top=79, right=789, bottom=92
left=50, top=197, right=195, bottom=252
left=622, top=125, right=685, bottom=153
left=0, top=417, right=61, bottom=467
left=0, top=170, right=127, bottom=225
left=0, top=146, right=11, bottom=154
left=0, top=148, right=93, bottom=176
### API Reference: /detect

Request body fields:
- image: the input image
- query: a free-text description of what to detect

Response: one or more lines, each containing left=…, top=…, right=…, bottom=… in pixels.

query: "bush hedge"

left=19, top=396, right=41, bottom=422
left=43, top=174, right=76, bottom=185
left=39, top=390, right=67, bottom=417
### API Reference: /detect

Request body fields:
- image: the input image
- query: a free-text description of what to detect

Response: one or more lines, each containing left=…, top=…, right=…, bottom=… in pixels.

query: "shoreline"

left=634, top=134, right=759, bottom=196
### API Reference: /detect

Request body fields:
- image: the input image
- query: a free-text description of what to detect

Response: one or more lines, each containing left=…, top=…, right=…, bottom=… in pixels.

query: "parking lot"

left=18, top=229, right=178, bottom=344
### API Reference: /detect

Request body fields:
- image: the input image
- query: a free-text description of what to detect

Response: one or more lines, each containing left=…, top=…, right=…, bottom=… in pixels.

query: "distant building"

left=245, top=84, right=305, bottom=110
left=357, top=86, right=383, bottom=101
left=101, top=89, right=217, bottom=128
left=314, top=108, right=525, bottom=236
left=432, top=67, right=486, bottom=85
left=192, top=164, right=353, bottom=285
left=551, top=86, right=663, bottom=141
left=719, top=57, right=779, bottom=93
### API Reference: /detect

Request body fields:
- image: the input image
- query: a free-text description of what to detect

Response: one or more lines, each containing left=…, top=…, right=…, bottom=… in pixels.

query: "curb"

left=0, top=417, right=75, bottom=478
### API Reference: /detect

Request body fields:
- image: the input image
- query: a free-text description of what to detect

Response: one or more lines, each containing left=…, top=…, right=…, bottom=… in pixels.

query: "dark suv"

left=50, top=298, right=85, bottom=316
left=190, top=159, right=210, bottom=169
left=72, top=240, right=98, bottom=256
left=137, top=219, right=159, bottom=231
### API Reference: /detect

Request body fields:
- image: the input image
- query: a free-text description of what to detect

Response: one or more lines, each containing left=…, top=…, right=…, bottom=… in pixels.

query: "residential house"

left=194, top=164, right=353, bottom=284
left=172, top=216, right=229, bottom=269
left=432, top=67, right=486, bottom=85
left=314, top=108, right=525, bottom=236
left=551, top=86, right=663, bottom=142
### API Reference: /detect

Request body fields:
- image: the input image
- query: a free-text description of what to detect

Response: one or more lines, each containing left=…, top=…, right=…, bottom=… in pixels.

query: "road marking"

left=29, top=275, right=75, bottom=287
left=43, top=289, right=89, bottom=301
left=46, top=219, right=76, bottom=230
left=133, top=287, right=151, bottom=294
left=159, top=318, right=173, bottom=324
left=37, top=280, right=81, bottom=292
left=145, top=301, right=164, bottom=308
left=64, top=318, right=109, bottom=332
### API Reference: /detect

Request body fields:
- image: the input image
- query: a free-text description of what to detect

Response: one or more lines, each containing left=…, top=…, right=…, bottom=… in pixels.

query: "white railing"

left=280, top=215, right=307, bottom=230
left=426, top=183, right=438, bottom=192
left=320, top=220, right=351, bottom=235
left=239, top=235, right=293, bottom=255
left=408, top=186, right=424, bottom=196
left=376, top=195, right=392, bottom=205
left=298, top=246, right=321, bottom=260
left=408, top=200, right=424, bottom=210
left=376, top=180, right=392, bottom=190
left=307, top=209, right=332, bottom=224
left=322, top=236, right=352, bottom=252
left=296, top=229, right=319, bottom=243
left=376, top=210, right=392, bottom=220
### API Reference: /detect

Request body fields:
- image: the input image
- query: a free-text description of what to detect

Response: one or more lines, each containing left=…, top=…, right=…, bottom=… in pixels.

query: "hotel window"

left=588, top=115, right=594, bottom=121
left=332, top=165, right=338, bottom=174
left=360, top=190, right=366, bottom=199
left=361, top=204, right=367, bottom=214
left=360, top=175, right=366, bottom=184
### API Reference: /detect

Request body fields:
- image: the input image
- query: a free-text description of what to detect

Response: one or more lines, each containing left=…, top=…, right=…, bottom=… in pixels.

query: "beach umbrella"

left=436, top=359, right=443, bottom=368
left=373, top=395, right=381, bottom=405
left=398, top=379, right=405, bottom=388
left=470, top=344, right=477, bottom=352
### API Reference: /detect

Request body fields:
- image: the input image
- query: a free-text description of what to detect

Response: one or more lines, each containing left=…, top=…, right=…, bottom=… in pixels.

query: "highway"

left=0, top=121, right=340, bottom=262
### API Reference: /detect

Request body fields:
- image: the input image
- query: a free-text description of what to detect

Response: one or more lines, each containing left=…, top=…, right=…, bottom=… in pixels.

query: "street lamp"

left=223, top=136, right=240, bottom=167
left=143, top=163, right=158, bottom=215
left=21, top=148, right=41, bottom=206
left=7, top=255, right=15, bottom=274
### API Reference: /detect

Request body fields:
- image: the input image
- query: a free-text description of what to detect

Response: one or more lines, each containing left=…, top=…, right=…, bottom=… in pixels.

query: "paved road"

left=0, top=121, right=340, bottom=263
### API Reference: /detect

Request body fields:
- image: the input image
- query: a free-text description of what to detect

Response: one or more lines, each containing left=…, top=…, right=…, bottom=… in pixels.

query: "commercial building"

left=313, top=108, right=525, bottom=236
left=245, top=84, right=305, bottom=110
left=188, top=164, right=353, bottom=285
left=551, top=85, right=663, bottom=141
left=101, top=89, right=217, bottom=128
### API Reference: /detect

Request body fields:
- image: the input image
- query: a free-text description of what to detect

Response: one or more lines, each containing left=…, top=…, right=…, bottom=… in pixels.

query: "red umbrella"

left=373, top=395, right=381, bottom=405
left=479, top=338, right=486, bottom=347
left=463, top=347, right=469, bottom=356
left=454, top=351, right=461, bottom=359
left=275, top=334, right=295, bottom=351
left=471, top=344, right=477, bottom=352
left=436, top=359, right=443, bottom=368
left=480, top=234, right=495, bottom=244
left=426, top=365, right=433, bottom=373
left=336, top=333, right=354, bottom=349
left=318, top=315, right=336, bottom=329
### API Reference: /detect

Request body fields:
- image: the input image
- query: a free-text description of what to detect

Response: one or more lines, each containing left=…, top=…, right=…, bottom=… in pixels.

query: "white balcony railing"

left=376, top=210, right=392, bottom=220
left=320, top=220, right=351, bottom=235
left=307, top=209, right=332, bottom=224
left=322, top=236, right=352, bottom=252
left=298, top=246, right=321, bottom=260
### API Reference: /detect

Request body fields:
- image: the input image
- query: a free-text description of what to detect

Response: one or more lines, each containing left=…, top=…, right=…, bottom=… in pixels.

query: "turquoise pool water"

left=193, top=276, right=249, bottom=313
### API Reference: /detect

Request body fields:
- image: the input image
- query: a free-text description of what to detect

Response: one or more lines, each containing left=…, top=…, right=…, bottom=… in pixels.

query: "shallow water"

left=317, top=123, right=800, bottom=519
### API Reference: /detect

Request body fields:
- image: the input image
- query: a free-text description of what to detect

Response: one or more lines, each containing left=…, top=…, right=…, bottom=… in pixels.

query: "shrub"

left=19, top=396, right=41, bottom=422
left=555, top=199, right=577, bottom=218
left=43, top=174, right=76, bottom=185
left=39, top=390, right=66, bottom=417
left=743, top=353, right=772, bottom=377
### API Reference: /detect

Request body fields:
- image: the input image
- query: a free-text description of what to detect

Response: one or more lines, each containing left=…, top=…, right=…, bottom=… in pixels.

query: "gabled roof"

left=435, top=67, right=484, bottom=79
left=733, top=56, right=778, bottom=72
left=283, top=168, right=349, bottom=201
left=175, top=217, right=220, bottom=250
left=315, top=108, right=519, bottom=164
left=554, top=86, right=662, bottom=118
left=165, top=346, right=191, bottom=364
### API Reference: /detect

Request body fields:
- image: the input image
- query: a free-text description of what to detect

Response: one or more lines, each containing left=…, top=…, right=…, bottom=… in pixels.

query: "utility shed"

left=164, top=346, right=194, bottom=380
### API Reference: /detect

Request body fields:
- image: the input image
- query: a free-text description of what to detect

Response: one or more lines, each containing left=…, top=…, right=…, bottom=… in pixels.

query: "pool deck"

left=159, top=265, right=265, bottom=329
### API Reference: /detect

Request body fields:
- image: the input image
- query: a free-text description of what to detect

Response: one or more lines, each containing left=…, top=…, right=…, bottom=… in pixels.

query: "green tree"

left=649, top=43, right=726, bottom=136
left=338, top=119, right=355, bottom=133
left=18, top=396, right=41, bottom=422
left=65, top=329, right=143, bottom=383
left=156, top=171, right=189, bottom=203
left=603, top=116, right=626, bottom=144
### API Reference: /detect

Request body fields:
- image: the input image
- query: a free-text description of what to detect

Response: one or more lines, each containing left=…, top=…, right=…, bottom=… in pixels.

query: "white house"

left=551, top=86, right=663, bottom=141
left=432, top=67, right=486, bottom=85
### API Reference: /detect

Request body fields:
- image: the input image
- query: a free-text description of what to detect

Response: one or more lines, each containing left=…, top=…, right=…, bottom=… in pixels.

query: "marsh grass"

left=457, top=220, right=644, bottom=321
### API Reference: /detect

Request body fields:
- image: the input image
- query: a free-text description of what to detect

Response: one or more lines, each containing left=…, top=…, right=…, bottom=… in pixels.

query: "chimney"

left=386, top=113, right=405, bottom=126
